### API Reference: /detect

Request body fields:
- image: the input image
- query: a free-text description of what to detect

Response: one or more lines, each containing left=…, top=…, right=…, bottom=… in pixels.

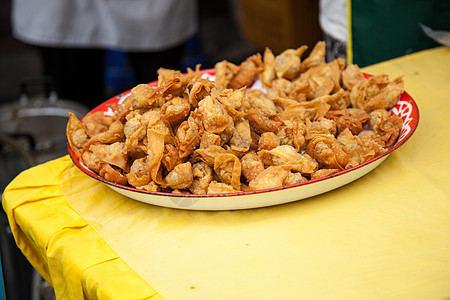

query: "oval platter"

left=68, top=69, right=419, bottom=210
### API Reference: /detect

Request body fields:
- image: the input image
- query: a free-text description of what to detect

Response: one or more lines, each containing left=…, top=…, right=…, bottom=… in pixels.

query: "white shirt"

left=319, top=0, right=348, bottom=42
left=11, top=0, right=198, bottom=51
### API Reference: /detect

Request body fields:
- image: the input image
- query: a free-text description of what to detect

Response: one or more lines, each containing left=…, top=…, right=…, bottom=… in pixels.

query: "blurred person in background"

left=11, top=0, right=198, bottom=108
left=319, top=0, right=449, bottom=66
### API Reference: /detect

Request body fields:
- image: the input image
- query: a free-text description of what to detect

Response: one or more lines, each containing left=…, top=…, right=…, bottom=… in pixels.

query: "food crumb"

left=190, top=286, right=196, bottom=290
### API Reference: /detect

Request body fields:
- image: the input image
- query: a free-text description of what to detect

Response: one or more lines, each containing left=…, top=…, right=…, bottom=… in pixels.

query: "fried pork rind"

left=164, top=162, right=193, bottom=190
left=258, top=145, right=318, bottom=174
left=258, top=132, right=280, bottom=150
left=129, top=84, right=157, bottom=109
left=274, top=46, right=308, bottom=80
left=369, top=109, right=404, bottom=146
left=214, top=153, right=242, bottom=190
left=127, top=157, right=151, bottom=188
left=89, top=142, right=129, bottom=171
left=306, top=134, right=350, bottom=170
left=67, top=112, right=89, bottom=158
left=337, top=128, right=387, bottom=166
left=248, top=165, right=292, bottom=190
left=342, top=64, right=365, bottom=90
left=279, top=99, right=330, bottom=122
left=350, top=74, right=404, bottom=112
left=300, top=41, right=326, bottom=72
left=198, top=96, right=232, bottom=134
left=227, top=53, right=264, bottom=90
left=260, top=47, right=276, bottom=87
left=99, top=163, right=128, bottom=186
left=187, top=78, right=214, bottom=108
left=214, top=60, right=239, bottom=90
left=83, top=111, right=113, bottom=137
left=189, top=162, right=213, bottom=194
left=67, top=41, right=406, bottom=195
left=207, top=181, right=239, bottom=194
left=305, top=118, right=337, bottom=140
left=83, top=119, right=125, bottom=150
left=175, top=110, right=204, bottom=158
left=240, top=151, right=265, bottom=182
left=159, top=96, right=191, bottom=124
left=325, top=108, right=370, bottom=135
left=311, top=168, right=339, bottom=180
left=246, top=107, right=284, bottom=135
left=229, top=118, right=252, bottom=153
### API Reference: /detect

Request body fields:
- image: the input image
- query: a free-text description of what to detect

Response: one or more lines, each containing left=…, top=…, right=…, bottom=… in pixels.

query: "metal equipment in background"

left=0, top=76, right=89, bottom=300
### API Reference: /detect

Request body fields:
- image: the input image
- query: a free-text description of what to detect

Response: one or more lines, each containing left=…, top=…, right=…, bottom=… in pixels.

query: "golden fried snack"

left=67, top=112, right=89, bottom=158
left=300, top=41, right=326, bottom=72
left=81, top=151, right=102, bottom=173
left=164, top=162, right=193, bottom=190
left=82, top=111, right=113, bottom=137
left=258, top=132, right=280, bottom=150
left=89, top=142, right=128, bottom=172
left=369, top=109, right=404, bottom=146
left=189, top=162, right=213, bottom=194
left=260, top=47, right=276, bottom=87
left=274, top=46, right=308, bottom=80
left=159, top=96, right=191, bottom=124
left=350, top=74, right=404, bottom=112
left=337, top=128, right=386, bottom=166
left=310, top=168, right=339, bottom=180
left=99, top=163, right=128, bottom=186
left=258, top=145, right=318, bottom=174
left=306, top=134, right=350, bottom=170
left=127, top=157, right=151, bottom=188
left=207, top=181, right=239, bottom=194
left=246, top=107, right=284, bottom=135
left=214, top=153, right=242, bottom=190
left=229, top=118, right=252, bottom=153
left=187, top=78, right=214, bottom=108
left=342, top=64, right=365, bottom=90
left=214, top=60, right=239, bottom=90
left=284, top=171, right=307, bottom=186
left=227, top=53, right=264, bottom=90
left=83, top=119, right=124, bottom=150
left=325, top=108, right=370, bottom=135
left=279, top=99, right=330, bottom=122
left=198, top=96, right=232, bottom=134
left=248, top=165, right=291, bottom=190
left=305, top=118, right=337, bottom=140
left=175, top=110, right=204, bottom=158
left=240, top=151, right=265, bottom=183
left=276, top=119, right=306, bottom=152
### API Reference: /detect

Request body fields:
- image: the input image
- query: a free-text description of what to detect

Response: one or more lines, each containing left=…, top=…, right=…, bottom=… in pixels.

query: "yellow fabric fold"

left=2, top=156, right=161, bottom=300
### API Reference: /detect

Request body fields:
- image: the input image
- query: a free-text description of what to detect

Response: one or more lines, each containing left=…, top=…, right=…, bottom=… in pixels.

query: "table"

left=3, top=46, right=450, bottom=300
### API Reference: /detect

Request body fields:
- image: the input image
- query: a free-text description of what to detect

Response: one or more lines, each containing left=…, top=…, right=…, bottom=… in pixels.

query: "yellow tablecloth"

left=3, top=46, right=450, bottom=300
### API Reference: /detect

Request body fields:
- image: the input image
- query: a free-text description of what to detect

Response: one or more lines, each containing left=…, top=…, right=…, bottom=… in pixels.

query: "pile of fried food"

left=67, top=41, right=404, bottom=195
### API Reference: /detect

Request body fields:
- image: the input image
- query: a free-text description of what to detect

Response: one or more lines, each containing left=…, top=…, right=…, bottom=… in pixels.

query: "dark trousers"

left=38, top=45, right=184, bottom=108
